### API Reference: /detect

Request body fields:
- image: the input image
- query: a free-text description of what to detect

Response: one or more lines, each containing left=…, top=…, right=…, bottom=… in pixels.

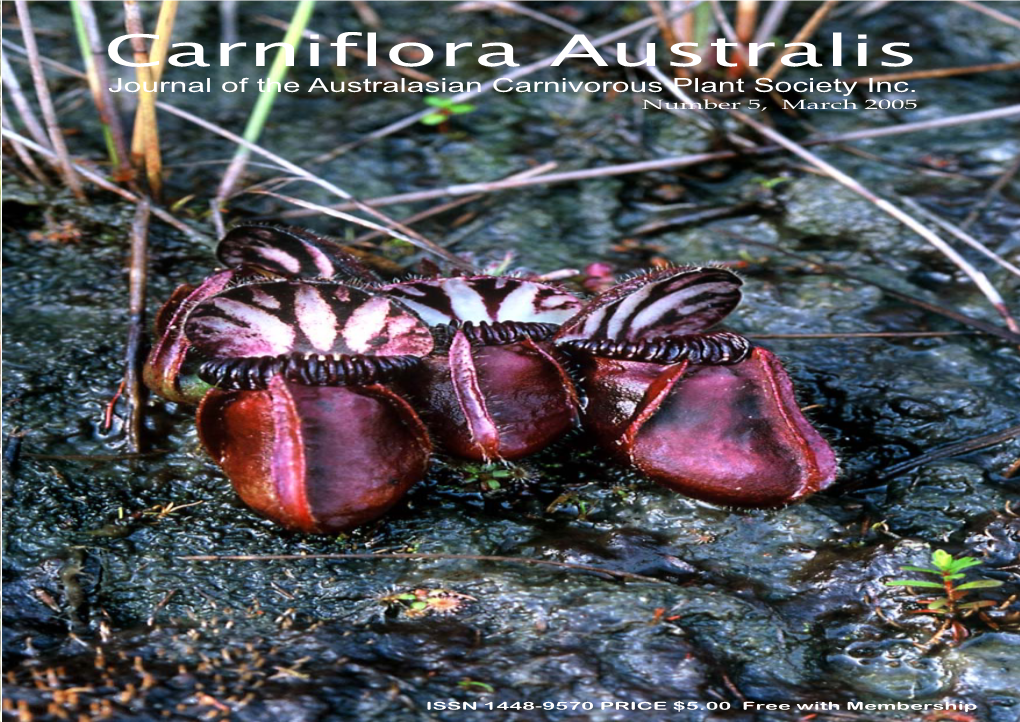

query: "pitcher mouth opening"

left=558, top=331, right=751, bottom=365
left=198, top=353, right=422, bottom=390
left=432, top=320, right=561, bottom=349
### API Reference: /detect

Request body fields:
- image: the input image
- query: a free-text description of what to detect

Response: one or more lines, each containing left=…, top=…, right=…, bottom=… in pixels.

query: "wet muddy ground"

left=3, top=2, right=1019, bottom=720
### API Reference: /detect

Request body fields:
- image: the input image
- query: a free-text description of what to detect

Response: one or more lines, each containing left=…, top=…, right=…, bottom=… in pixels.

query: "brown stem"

left=962, top=154, right=1020, bottom=230
left=0, top=96, right=50, bottom=185
left=179, top=552, right=676, bottom=585
left=123, top=0, right=165, bottom=199
left=14, top=0, right=86, bottom=200
left=761, top=0, right=839, bottom=81
left=276, top=105, right=1020, bottom=216
left=0, top=52, right=51, bottom=150
left=728, top=235, right=1020, bottom=345
left=845, top=60, right=1020, bottom=85
left=0, top=127, right=210, bottom=243
left=873, top=424, right=1020, bottom=484
left=123, top=201, right=150, bottom=452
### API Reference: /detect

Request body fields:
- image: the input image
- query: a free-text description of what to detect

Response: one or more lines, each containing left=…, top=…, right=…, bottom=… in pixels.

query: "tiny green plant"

left=885, top=549, right=1003, bottom=645
left=456, top=461, right=529, bottom=493
left=420, top=96, right=477, bottom=126
left=458, top=679, right=495, bottom=694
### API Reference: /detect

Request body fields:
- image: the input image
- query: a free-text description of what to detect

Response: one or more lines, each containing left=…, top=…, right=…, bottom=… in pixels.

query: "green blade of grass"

left=216, top=0, right=316, bottom=202
left=955, top=580, right=1003, bottom=591
left=69, top=0, right=118, bottom=166
left=885, top=580, right=945, bottom=589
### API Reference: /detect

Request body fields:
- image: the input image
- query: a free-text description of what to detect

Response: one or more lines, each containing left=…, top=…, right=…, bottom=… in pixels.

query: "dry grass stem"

left=1, top=96, right=50, bottom=185
left=1, top=52, right=51, bottom=150
left=962, top=155, right=1020, bottom=230
left=0, top=127, right=210, bottom=243
left=216, top=0, right=315, bottom=202
left=875, top=423, right=1020, bottom=482
left=723, top=109, right=1020, bottom=338
left=311, top=10, right=679, bottom=162
left=762, top=0, right=839, bottom=81
left=350, top=0, right=381, bottom=29
left=845, top=61, right=1020, bottom=85
left=123, top=201, right=151, bottom=452
left=180, top=552, right=671, bottom=585
left=455, top=1, right=580, bottom=36
left=952, top=0, right=1020, bottom=31
left=14, top=0, right=85, bottom=199
left=351, top=161, right=559, bottom=245
left=251, top=190, right=473, bottom=268
left=154, top=101, right=469, bottom=268
left=735, top=0, right=758, bottom=44
left=753, top=0, right=790, bottom=44
left=254, top=14, right=433, bottom=83
left=126, top=0, right=178, bottom=197
left=276, top=104, right=1020, bottom=218
left=899, top=197, right=1020, bottom=279
left=648, top=0, right=687, bottom=79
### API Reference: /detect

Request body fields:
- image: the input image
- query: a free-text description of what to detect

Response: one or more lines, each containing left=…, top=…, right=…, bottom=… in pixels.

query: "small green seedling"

left=885, top=549, right=1003, bottom=646
left=457, top=461, right=528, bottom=493
left=420, top=96, right=477, bottom=126
left=458, top=679, right=495, bottom=694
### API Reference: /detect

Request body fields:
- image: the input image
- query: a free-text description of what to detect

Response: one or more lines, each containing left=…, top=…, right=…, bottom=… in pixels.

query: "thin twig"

left=874, top=424, right=1020, bottom=483
left=735, top=0, right=758, bottom=44
left=455, top=1, right=580, bottom=36
left=649, top=0, right=684, bottom=78
left=0, top=52, right=51, bottom=150
left=14, top=0, right=85, bottom=199
left=350, top=0, right=381, bottom=28
left=899, top=197, right=1020, bottom=279
left=749, top=331, right=977, bottom=339
left=250, top=189, right=478, bottom=262
left=311, top=10, right=680, bottom=162
left=350, top=161, right=559, bottom=245
left=634, top=204, right=755, bottom=235
left=762, top=0, right=839, bottom=81
left=962, top=154, right=1020, bottom=230
left=0, top=127, right=211, bottom=243
left=278, top=104, right=1020, bottom=216
left=709, top=0, right=752, bottom=78
left=753, top=0, right=789, bottom=45
left=155, top=101, right=472, bottom=269
left=0, top=96, right=50, bottom=185
left=253, top=14, right=432, bottom=83
left=951, top=0, right=1020, bottom=31
left=730, top=235, right=1020, bottom=345
left=179, top=552, right=675, bottom=585
left=123, top=201, right=150, bottom=452
left=720, top=107, right=1020, bottom=339
left=24, top=450, right=170, bottom=461
left=845, top=60, right=1020, bottom=85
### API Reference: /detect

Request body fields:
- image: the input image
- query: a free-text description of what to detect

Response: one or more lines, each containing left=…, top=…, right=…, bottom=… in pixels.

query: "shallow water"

left=3, top=2, right=1019, bottom=720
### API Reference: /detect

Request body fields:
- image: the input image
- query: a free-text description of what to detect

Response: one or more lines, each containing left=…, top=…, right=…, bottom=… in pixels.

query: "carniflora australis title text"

left=107, top=32, right=913, bottom=69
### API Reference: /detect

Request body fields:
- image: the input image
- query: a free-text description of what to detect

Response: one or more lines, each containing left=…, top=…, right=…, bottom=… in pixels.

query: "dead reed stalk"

left=123, top=201, right=151, bottom=452
left=14, top=0, right=85, bottom=199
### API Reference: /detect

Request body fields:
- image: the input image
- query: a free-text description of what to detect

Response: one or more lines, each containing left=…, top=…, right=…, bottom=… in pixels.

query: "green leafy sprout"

left=886, top=549, right=1002, bottom=617
left=458, top=679, right=495, bottom=694
left=420, top=96, right=477, bottom=126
